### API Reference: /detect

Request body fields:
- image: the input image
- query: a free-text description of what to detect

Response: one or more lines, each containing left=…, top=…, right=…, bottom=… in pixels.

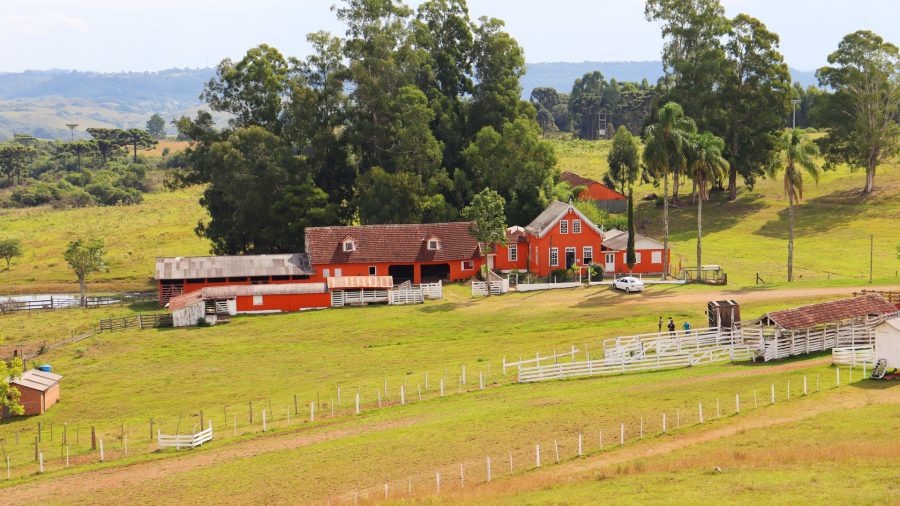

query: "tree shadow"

left=634, top=191, right=768, bottom=241
left=755, top=188, right=869, bottom=239
left=572, top=284, right=687, bottom=309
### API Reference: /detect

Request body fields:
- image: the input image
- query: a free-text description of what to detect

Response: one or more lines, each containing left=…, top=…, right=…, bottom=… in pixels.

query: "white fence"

left=331, top=289, right=390, bottom=307
left=389, top=287, right=425, bottom=305
left=515, top=282, right=581, bottom=292
left=503, top=346, right=578, bottom=373
left=832, top=346, right=875, bottom=367
left=157, top=421, right=213, bottom=450
left=472, top=280, right=509, bottom=296
left=420, top=281, right=443, bottom=300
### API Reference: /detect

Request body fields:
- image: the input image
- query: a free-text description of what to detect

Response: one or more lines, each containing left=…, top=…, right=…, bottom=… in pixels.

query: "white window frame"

left=652, top=251, right=662, bottom=264
left=508, top=245, right=518, bottom=262
left=323, top=268, right=330, bottom=278
left=342, top=240, right=355, bottom=252
left=572, top=220, right=582, bottom=234
left=583, top=246, right=593, bottom=265
left=635, top=252, right=642, bottom=264
left=335, top=268, right=342, bottom=277
left=368, top=266, right=377, bottom=276
left=428, top=239, right=440, bottom=251
left=559, top=220, right=568, bottom=234
left=462, top=260, right=474, bottom=270
left=252, top=295, right=263, bottom=306
left=550, top=247, right=559, bottom=267
left=605, top=253, right=615, bottom=264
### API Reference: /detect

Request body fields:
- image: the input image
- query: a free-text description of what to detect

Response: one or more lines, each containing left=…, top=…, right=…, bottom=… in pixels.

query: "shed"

left=9, top=369, right=63, bottom=416
left=559, top=172, right=627, bottom=212
left=874, top=317, right=900, bottom=369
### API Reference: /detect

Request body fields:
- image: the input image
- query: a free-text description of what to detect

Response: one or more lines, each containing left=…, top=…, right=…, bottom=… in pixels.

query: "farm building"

left=3, top=369, right=63, bottom=417
left=155, top=253, right=314, bottom=305
left=168, top=283, right=331, bottom=327
left=874, top=317, right=900, bottom=370
left=559, top=171, right=627, bottom=212
left=748, top=294, right=898, bottom=361
left=492, top=200, right=605, bottom=277
left=600, top=229, right=669, bottom=276
left=304, top=222, right=483, bottom=284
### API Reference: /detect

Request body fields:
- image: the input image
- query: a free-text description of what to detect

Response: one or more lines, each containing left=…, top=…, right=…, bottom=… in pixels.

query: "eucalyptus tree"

left=766, top=129, right=821, bottom=282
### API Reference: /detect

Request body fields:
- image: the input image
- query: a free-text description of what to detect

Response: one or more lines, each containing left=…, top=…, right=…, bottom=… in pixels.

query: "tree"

left=605, top=126, right=641, bottom=194
left=720, top=14, right=791, bottom=200
left=356, top=167, right=425, bottom=224
left=1, top=356, right=25, bottom=417
left=463, top=187, right=506, bottom=289
left=0, top=238, right=23, bottom=270
left=816, top=30, right=899, bottom=194
left=125, top=129, right=157, bottom=163
left=686, top=131, right=729, bottom=278
left=463, top=118, right=557, bottom=225
left=86, top=128, right=128, bottom=165
left=626, top=189, right=636, bottom=272
left=64, top=238, right=107, bottom=306
left=766, top=129, right=820, bottom=282
left=642, top=102, right=697, bottom=278
left=146, top=113, right=166, bottom=140
left=468, top=16, right=529, bottom=135
left=0, top=144, right=31, bottom=184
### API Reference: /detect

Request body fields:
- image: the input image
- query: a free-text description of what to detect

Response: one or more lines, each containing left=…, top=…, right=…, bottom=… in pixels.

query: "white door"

left=605, top=253, right=615, bottom=273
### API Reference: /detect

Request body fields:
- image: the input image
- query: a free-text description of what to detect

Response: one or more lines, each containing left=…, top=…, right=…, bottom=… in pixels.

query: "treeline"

left=0, top=127, right=158, bottom=208
left=173, top=0, right=573, bottom=255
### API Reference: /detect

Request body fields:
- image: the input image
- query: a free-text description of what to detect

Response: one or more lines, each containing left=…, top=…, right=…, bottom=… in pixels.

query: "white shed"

left=874, top=317, right=900, bottom=369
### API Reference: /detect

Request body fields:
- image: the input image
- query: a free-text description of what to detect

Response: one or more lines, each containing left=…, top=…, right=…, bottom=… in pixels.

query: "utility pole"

left=66, top=123, right=79, bottom=141
left=791, top=100, right=800, bottom=129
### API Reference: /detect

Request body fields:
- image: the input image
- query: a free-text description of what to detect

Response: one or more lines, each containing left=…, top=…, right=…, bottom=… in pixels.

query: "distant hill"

left=0, top=63, right=819, bottom=140
left=521, top=61, right=818, bottom=96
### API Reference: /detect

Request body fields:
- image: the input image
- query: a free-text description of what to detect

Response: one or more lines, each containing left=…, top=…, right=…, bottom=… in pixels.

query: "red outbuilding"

left=560, top=171, right=627, bottom=212
left=600, top=229, right=670, bottom=275
left=304, top=222, right=483, bottom=285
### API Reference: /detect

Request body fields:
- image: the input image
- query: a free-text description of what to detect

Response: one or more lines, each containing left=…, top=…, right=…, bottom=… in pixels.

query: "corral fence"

left=157, top=422, right=213, bottom=450
left=98, top=313, right=173, bottom=332
left=0, top=293, right=157, bottom=315
left=472, top=280, right=509, bottom=296
left=832, top=346, right=875, bottom=367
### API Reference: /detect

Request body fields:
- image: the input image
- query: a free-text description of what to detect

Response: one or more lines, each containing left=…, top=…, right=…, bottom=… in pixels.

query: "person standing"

left=658, top=316, right=663, bottom=333
left=667, top=317, right=676, bottom=335
left=682, top=321, right=691, bottom=332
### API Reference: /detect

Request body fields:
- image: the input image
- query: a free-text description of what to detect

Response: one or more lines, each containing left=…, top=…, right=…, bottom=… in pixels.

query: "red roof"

left=560, top=171, right=626, bottom=200
left=305, top=222, right=482, bottom=265
left=764, top=294, right=897, bottom=330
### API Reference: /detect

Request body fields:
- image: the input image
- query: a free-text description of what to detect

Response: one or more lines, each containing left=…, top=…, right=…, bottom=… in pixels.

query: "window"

left=652, top=251, right=662, bottom=264
left=207, top=277, right=226, bottom=283
left=572, top=220, right=582, bottom=234
left=635, top=252, right=642, bottom=263
left=368, top=266, right=377, bottom=276
left=271, top=275, right=291, bottom=281
left=252, top=295, right=263, bottom=306
left=508, top=245, right=518, bottom=262
left=323, top=268, right=330, bottom=278
left=605, top=253, right=615, bottom=264
left=583, top=246, right=593, bottom=265
left=428, top=239, right=440, bottom=250
left=290, top=275, right=309, bottom=281
left=462, top=260, right=474, bottom=270
left=342, top=240, right=355, bottom=252
left=559, top=220, right=568, bottom=234
left=250, top=276, right=270, bottom=285
left=550, top=247, right=559, bottom=267
left=227, top=277, right=248, bottom=282
left=335, top=268, right=342, bottom=277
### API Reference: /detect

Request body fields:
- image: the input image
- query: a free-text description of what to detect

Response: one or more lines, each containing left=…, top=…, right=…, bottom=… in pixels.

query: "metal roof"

left=12, top=369, right=62, bottom=392
left=155, top=253, right=313, bottom=280
left=168, top=283, right=327, bottom=311
left=763, top=294, right=897, bottom=331
left=601, top=231, right=664, bottom=251
left=327, top=276, right=394, bottom=289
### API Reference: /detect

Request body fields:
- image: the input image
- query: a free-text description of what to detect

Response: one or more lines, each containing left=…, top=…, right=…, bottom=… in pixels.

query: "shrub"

left=588, top=263, right=604, bottom=280
left=550, top=268, right=569, bottom=282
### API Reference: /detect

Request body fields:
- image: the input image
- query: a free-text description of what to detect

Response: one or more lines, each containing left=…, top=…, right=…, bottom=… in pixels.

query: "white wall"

left=173, top=300, right=206, bottom=327
left=875, top=325, right=900, bottom=369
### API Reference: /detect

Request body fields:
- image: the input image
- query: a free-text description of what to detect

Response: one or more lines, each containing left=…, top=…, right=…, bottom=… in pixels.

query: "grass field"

left=0, top=283, right=897, bottom=504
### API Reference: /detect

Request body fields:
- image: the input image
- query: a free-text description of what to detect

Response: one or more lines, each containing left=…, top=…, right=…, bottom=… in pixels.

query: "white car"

left=613, top=276, right=644, bottom=293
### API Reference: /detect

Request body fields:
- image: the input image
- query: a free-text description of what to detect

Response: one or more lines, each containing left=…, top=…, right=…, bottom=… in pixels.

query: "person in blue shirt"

left=682, top=321, right=691, bottom=331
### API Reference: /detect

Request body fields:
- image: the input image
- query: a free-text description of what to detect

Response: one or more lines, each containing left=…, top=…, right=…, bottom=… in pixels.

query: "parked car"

left=613, top=276, right=644, bottom=293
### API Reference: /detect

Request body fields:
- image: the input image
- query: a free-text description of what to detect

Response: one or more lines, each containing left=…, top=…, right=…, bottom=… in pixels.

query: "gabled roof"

left=155, top=254, right=313, bottom=280
left=305, top=222, right=481, bottom=265
left=560, top=172, right=627, bottom=199
left=12, top=369, right=62, bottom=392
left=602, top=231, right=664, bottom=251
left=506, top=226, right=529, bottom=244
left=524, top=200, right=603, bottom=239
left=763, top=294, right=897, bottom=331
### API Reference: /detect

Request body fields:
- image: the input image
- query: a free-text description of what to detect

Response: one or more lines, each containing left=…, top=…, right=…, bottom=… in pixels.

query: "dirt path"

left=0, top=416, right=419, bottom=504
left=439, top=386, right=900, bottom=504
left=625, top=284, right=900, bottom=307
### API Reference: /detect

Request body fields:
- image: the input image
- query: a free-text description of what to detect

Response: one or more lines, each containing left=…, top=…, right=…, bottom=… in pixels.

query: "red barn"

left=560, top=171, right=627, bottom=212
left=600, top=229, right=669, bottom=275
left=492, top=201, right=604, bottom=277
left=304, top=222, right=483, bottom=285
left=155, top=254, right=314, bottom=305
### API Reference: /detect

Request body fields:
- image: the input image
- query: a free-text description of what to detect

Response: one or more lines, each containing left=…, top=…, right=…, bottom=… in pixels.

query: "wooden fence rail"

left=0, top=293, right=157, bottom=315
left=98, top=313, right=173, bottom=332
left=157, top=422, right=213, bottom=450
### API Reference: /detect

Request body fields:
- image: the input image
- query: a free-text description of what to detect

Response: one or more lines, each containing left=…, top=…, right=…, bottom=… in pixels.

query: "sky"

left=1, top=0, right=897, bottom=73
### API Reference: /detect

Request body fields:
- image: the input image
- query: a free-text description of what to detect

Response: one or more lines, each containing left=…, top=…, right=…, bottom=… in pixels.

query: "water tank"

left=37, top=364, right=52, bottom=373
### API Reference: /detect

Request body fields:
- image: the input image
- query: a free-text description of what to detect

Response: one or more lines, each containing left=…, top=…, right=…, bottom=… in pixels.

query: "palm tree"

left=642, top=102, right=697, bottom=278
left=686, top=132, right=729, bottom=281
left=767, top=128, right=820, bottom=282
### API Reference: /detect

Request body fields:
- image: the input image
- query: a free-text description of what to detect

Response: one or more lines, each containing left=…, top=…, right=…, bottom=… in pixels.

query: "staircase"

left=871, top=358, right=888, bottom=379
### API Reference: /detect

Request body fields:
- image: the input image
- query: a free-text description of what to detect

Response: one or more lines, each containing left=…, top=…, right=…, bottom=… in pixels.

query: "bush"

left=10, top=183, right=57, bottom=206
left=550, top=268, right=570, bottom=282
left=588, top=263, right=604, bottom=280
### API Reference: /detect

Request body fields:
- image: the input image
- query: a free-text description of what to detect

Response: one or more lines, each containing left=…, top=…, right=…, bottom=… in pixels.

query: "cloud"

left=5, top=10, right=90, bottom=36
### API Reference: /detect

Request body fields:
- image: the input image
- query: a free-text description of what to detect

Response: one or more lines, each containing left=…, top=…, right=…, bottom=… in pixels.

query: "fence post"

left=462, top=365, right=466, bottom=385
left=262, top=409, right=267, bottom=432
left=735, top=393, right=740, bottom=414
left=554, top=440, right=560, bottom=463
left=662, top=413, right=667, bottom=433
left=599, top=429, right=603, bottom=451
left=535, top=444, right=541, bottom=467
left=435, top=470, right=441, bottom=494
left=460, top=463, right=464, bottom=487
left=39, top=451, right=43, bottom=473
left=486, top=456, right=492, bottom=482
left=440, top=378, right=444, bottom=397
left=640, top=418, right=644, bottom=438
left=803, top=376, right=808, bottom=395
left=836, top=367, right=840, bottom=387
left=99, top=438, right=104, bottom=462
left=620, top=423, right=624, bottom=445
left=310, top=402, right=315, bottom=422
left=771, top=384, right=775, bottom=404
left=578, top=433, right=583, bottom=456
left=479, top=371, right=484, bottom=390
left=355, top=393, right=360, bottom=415
left=401, top=384, right=405, bottom=406
left=509, top=451, right=514, bottom=474
left=699, top=402, right=704, bottom=423
left=787, top=380, right=791, bottom=400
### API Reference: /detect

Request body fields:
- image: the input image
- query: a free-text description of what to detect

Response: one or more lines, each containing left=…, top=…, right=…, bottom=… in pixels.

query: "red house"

left=492, top=201, right=605, bottom=277
left=560, top=171, right=627, bottom=212
left=304, top=222, right=483, bottom=285
left=600, top=229, right=669, bottom=275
